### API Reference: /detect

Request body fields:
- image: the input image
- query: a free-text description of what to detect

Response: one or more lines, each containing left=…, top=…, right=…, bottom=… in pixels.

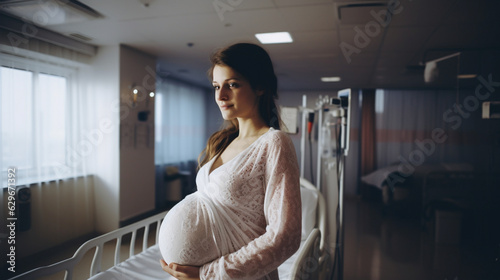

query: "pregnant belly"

left=158, top=193, right=219, bottom=266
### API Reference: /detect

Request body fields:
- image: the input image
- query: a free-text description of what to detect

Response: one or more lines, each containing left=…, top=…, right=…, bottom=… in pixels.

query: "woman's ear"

left=256, top=89, right=265, bottom=96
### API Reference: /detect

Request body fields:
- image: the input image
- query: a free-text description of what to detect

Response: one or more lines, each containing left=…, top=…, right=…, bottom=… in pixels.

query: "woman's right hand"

left=159, top=259, right=200, bottom=280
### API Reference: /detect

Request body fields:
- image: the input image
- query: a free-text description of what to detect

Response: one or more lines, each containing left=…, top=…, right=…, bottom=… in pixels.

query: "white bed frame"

left=290, top=178, right=329, bottom=280
left=10, top=178, right=327, bottom=280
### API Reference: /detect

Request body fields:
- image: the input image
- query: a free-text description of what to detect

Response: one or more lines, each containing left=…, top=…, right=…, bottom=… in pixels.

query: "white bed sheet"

left=88, top=245, right=171, bottom=280
left=361, top=163, right=474, bottom=189
left=88, top=241, right=305, bottom=280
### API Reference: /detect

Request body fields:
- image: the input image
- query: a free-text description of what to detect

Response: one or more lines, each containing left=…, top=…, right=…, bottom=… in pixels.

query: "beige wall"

left=87, top=45, right=122, bottom=233
left=118, top=45, right=156, bottom=222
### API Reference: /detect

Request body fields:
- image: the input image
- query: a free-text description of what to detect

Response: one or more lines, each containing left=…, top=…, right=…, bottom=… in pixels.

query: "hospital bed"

left=10, top=178, right=328, bottom=280
left=360, top=162, right=474, bottom=213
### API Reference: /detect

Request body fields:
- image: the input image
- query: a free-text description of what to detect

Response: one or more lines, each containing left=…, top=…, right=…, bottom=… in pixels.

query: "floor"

left=342, top=196, right=500, bottom=280
left=10, top=197, right=500, bottom=280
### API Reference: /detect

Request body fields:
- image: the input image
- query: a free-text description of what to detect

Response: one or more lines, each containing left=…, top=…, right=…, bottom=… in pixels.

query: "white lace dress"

left=158, top=128, right=301, bottom=280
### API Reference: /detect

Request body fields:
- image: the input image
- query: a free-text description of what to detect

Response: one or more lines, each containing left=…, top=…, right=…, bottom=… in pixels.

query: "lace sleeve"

left=200, top=131, right=302, bottom=279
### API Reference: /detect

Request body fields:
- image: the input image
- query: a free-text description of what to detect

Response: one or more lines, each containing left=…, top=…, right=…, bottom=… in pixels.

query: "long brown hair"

left=198, top=43, right=282, bottom=168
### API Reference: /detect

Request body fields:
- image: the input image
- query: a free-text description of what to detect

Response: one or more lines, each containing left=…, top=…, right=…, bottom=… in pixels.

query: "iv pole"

left=299, top=93, right=349, bottom=280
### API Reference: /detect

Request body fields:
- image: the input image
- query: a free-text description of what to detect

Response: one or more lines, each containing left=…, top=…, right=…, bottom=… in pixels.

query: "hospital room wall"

left=82, top=44, right=157, bottom=231
left=118, top=45, right=156, bottom=224
left=85, top=45, right=121, bottom=233
left=373, top=88, right=500, bottom=173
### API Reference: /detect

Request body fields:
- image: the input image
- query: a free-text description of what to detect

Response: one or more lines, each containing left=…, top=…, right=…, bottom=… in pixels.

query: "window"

left=1, top=54, right=76, bottom=187
left=375, top=89, right=384, bottom=113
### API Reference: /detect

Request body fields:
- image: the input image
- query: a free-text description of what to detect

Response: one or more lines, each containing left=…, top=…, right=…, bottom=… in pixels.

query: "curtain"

left=0, top=50, right=96, bottom=254
left=0, top=53, right=92, bottom=186
left=154, top=77, right=208, bottom=205
left=374, top=89, right=465, bottom=169
left=361, top=89, right=376, bottom=175
left=155, top=77, right=208, bottom=165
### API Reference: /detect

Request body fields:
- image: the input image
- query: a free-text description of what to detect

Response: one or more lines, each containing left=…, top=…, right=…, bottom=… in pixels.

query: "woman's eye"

left=213, top=85, right=220, bottom=90
left=229, top=82, right=238, bottom=88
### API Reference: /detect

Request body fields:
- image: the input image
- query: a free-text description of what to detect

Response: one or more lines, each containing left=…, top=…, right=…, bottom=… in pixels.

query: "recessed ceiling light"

left=457, top=74, right=477, bottom=79
left=255, top=32, right=293, bottom=44
left=321, top=77, right=341, bottom=82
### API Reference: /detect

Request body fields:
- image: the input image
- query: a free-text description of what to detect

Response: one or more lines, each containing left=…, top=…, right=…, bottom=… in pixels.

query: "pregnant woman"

left=159, top=43, right=301, bottom=280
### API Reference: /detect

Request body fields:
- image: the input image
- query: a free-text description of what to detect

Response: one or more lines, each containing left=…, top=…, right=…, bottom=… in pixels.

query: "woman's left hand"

left=160, top=259, right=200, bottom=280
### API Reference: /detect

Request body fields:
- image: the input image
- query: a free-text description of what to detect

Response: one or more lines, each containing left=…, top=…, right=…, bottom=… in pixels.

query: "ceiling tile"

left=385, top=0, right=455, bottom=27
left=338, top=25, right=383, bottom=61
left=443, top=0, right=500, bottom=25
left=223, top=4, right=336, bottom=33
left=266, top=30, right=338, bottom=58
left=273, top=0, right=334, bottom=7
left=424, top=24, right=499, bottom=51
left=381, top=26, right=434, bottom=52
left=376, top=52, right=417, bottom=67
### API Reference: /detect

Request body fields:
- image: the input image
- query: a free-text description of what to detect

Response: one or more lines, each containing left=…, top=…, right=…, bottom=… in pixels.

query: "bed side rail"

left=299, top=178, right=327, bottom=264
left=289, top=228, right=321, bottom=280
left=9, top=210, right=168, bottom=280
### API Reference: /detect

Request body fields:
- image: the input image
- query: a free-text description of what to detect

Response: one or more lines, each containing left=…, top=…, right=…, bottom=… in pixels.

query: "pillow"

left=360, top=165, right=400, bottom=189
left=300, top=187, right=318, bottom=240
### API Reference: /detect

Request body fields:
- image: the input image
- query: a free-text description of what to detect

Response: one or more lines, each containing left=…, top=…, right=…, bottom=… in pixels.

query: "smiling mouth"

left=220, top=105, right=233, bottom=110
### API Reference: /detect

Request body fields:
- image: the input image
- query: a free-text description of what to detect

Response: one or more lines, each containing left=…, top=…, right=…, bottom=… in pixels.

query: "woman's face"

left=212, top=64, right=262, bottom=121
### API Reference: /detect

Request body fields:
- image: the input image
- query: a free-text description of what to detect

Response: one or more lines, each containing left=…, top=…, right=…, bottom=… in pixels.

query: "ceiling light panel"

left=255, top=32, right=293, bottom=44
left=321, top=77, right=342, bottom=82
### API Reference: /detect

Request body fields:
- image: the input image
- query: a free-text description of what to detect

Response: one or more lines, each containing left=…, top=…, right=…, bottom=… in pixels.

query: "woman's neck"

left=236, top=117, right=269, bottom=139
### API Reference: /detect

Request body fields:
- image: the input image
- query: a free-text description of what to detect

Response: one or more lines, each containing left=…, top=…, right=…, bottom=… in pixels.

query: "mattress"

left=88, top=245, right=171, bottom=280
left=88, top=242, right=305, bottom=280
